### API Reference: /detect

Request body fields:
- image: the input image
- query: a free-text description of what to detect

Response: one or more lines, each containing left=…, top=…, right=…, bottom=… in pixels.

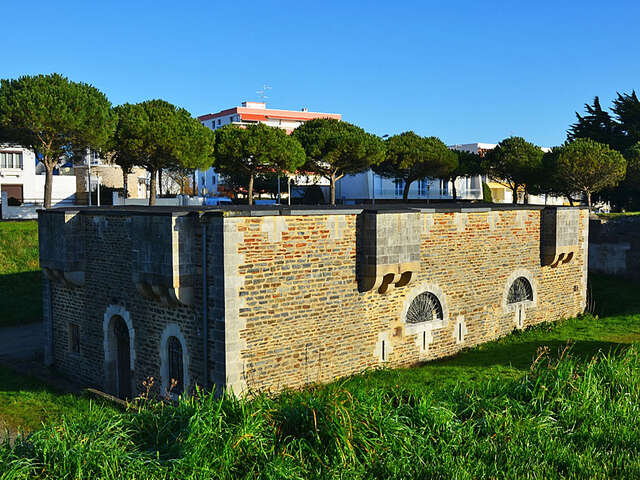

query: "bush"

left=482, top=181, right=493, bottom=202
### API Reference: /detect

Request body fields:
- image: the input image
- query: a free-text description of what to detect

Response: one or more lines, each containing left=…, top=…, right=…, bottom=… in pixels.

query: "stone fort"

left=38, top=204, right=588, bottom=399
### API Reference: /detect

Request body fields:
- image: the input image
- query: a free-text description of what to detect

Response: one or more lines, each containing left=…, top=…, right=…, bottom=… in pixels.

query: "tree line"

left=0, top=73, right=636, bottom=210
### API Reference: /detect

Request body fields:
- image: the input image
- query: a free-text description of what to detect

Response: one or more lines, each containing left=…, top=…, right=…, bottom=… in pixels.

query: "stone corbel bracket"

left=135, top=281, right=194, bottom=307
left=358, top=210, right=422, bottom=294
left=42, top=267, right=85, bottom=288
left=541, top=207, right=580, bottom=267
left=131, top=214, right=196, bottom=307
left=38, top=211, right=86, bottom=288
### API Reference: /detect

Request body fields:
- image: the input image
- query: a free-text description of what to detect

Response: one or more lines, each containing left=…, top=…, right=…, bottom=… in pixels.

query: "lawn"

left=0, top=366, right=114, bottom=445
left=597, top=211, right=640, bottom=220
left=0, top=220, right=41, bottom=327
left=0, top=273, right=639, bottom=479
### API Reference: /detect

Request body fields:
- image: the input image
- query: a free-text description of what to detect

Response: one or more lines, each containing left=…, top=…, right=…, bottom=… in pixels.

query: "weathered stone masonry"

left=39, top=205, right=588, bottom=398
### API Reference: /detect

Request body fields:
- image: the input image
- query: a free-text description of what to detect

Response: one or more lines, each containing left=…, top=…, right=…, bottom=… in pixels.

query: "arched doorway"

left=113, top=316, right=132, bottom=399
left=103, top=306, right=135, bottom=400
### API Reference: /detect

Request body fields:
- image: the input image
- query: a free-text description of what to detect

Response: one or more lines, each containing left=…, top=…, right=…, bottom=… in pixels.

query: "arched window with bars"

left=406, top=292, right=444, bottom=324
left=507, top=277, right=534, bottom=305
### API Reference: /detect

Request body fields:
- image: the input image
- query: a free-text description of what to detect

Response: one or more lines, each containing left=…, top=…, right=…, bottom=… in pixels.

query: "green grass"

left=597, top=211, right=640, bottom=220
left=0, top=367, right=113, bottom=442
left=0, top=274, right=639, bottom=478
left=0, top=221, right=41, bottom=327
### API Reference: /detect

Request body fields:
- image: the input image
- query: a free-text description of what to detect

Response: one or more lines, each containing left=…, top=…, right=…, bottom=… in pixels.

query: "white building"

left=197, top=101, right=341, bottom=199
left=0, top=144, right=76, bottom=208
left=336, top=171, right=482, bottom=203
left=450, top=142, right=564, bottom=205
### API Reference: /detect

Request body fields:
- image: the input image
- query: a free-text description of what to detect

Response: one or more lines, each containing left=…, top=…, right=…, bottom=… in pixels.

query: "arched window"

left=507, top=277, right=534, bottom=304
left=167, top=336, right=184, bottom=395
left=406, top=292, right=443, bottom=324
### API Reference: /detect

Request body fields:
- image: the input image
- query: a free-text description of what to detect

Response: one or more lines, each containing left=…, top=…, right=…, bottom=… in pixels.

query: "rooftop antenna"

left=256, top=84, right=272, bottom=101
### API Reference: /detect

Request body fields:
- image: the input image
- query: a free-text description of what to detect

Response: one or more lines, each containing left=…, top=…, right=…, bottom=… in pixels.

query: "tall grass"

left=2, top=344, right=639, bottom=479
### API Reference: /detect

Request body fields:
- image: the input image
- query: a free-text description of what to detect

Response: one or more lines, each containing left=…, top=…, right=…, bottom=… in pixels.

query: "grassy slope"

left=0, top=274, right=638, bottom=478
left=0, top=221, right=41, bottom=327
left=0, top=367, right=104, bottom=440
left=0, top=217, right=638, bottom=477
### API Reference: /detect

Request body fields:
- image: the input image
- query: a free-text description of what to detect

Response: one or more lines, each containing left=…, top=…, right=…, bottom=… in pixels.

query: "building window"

left=217, top=119, right=221, bottom=125
left=394, top=178, right=404, bottom=197
left=167, top=336, right=184, bottom=395
left=507, top=277, right=534, bottom=304
left=69, top=323, right=80, bottom=353
left=440, top=180, right=448, bottom=196
left=406, top=292, right=443, bottom=324
left=418, top=179, right=429, bottom=196
left=0, top=151, right=23, bottom=169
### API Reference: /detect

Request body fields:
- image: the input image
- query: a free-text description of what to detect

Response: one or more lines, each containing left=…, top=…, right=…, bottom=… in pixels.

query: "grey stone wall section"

left=205, top=216, right=227, bottom=392
left=40, top=212, right=204, bottom=398
left=589, top=215, right=640, bottom=281
left=42, top=276, right=53, bottom=366
left=359, top=210, right=422, bottom=292
left=541, top=207, right=580, bottom=266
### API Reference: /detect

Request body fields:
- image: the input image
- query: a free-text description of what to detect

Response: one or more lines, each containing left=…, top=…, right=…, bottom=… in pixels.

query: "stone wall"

left=40, top=205, right=588, bottom=398
left=40, top=210, right=204, bottom=397
left=223, top=207, right=588, bottom=394
left=589, top=215, right=640, bottom=280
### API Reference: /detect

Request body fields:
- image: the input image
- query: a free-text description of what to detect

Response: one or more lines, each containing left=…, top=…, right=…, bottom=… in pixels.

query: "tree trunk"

left=402, top=179, right=411, bottom=202
left=193, top=170, right=198, bottom=196
left=44, top=160, right=54, bottom=209
left=158, top=168, right=163, bottom=197
left=512, top=185, right=518, bottom=204
left=523, top=189, right=529, bottom=204
left=567, top=196, right=575, bottom=207
left=586, top=190, right=592, bottom=211
left=122, top=169, right=129, bottom=199
left=149, top=168, right=157, bottom=206
left=451, top=177, right=457, bottom=201
left=330, top=172, right=336, bottom=205
left=248, top=173, right=254, bottom=205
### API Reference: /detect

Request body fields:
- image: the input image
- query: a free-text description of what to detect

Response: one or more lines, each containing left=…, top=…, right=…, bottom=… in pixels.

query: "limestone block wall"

left=222, top=207, right=588, bottom=394
left=40, top=205, right=588, bottom=399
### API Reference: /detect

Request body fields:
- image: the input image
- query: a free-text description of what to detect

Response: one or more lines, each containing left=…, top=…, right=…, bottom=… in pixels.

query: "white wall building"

left=450, top=142, right=564, bottom=205
left=336, top=170, right=483, bottom=203
left=0, top=144, right=76, bottom=207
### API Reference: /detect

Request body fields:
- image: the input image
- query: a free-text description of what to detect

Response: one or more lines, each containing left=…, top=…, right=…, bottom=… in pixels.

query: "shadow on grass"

left=438, top=339, right=629, bottom=370
left=0, top=271, right=41, bottom=327
left=0, top=365, right=53, bottom=394
left=589, top=273, right=640, bottom=317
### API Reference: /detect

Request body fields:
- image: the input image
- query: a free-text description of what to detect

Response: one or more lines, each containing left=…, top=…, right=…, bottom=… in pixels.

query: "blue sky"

left=2, top=0, right=639, bottom=147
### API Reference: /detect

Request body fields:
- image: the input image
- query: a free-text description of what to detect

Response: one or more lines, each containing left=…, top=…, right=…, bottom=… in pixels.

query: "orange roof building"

left=197, top=101, right=341, bottom=198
